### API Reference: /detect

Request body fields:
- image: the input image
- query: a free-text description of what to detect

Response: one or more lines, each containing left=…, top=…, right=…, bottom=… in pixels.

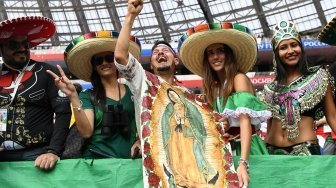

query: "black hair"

left=89, top=55, right=107, bottom=106
left=73, top=83, right=83, bottom=94
left=273, top=42, right=309, bottom=84
left=151, top=40, right=176, bottom=55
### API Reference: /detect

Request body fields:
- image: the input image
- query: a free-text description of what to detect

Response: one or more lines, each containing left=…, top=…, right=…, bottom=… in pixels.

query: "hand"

left=34, top=152, right=60, bottom=170
left=130, top=139, right=142, bottom=159
left=47, top=65, right=77, bottom=98
left=237, top=162, right=250, bottom=188
left=128, top=0, right=143, bottom=16
left=218, top=116, right=230, bottom=132
left=223, top=133, right=240, bottom=141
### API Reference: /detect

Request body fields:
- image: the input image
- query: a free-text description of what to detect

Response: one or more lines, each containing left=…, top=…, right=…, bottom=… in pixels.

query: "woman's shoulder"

left=233, top=72, right=253, bottom=93
left=234, top=72, right=249, bottom=80
left=308, top=65, right=326, bottom=74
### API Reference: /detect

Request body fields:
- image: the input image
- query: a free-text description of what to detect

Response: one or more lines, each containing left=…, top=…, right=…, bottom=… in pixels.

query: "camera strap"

left=117, top=83, right=121, bottom=104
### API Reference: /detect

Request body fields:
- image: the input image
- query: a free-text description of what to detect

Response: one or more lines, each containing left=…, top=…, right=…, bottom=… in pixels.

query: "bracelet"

left=72, top=100, right=83, bottom=111
left=238, top=158, right=250, bottom=171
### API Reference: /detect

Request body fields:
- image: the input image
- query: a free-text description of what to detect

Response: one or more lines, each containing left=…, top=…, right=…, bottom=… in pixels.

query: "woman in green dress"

left=178, top=22, right=271, bottom=187
left=47, top=31, right=141, bottom=159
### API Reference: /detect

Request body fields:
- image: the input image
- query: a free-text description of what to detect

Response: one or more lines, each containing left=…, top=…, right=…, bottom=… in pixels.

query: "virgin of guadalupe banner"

left=140, top=79, right=238, bottom=188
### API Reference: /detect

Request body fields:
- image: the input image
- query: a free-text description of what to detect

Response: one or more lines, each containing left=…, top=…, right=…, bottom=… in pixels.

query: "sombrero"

left=318, top=16, right=336, bottom=46
left=64, top=31, right=141, bottom=82
left=178, top=22, right=257, bottom=76
left=0, top=16, right=55, bottom=48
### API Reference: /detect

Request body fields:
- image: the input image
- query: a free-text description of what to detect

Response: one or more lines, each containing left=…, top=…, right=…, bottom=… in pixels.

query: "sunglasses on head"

left=92, top=54, right=114, bottom=66
left=4, top=40, right=30, bottom=51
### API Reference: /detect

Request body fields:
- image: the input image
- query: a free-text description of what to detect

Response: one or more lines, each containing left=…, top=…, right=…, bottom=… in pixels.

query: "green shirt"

left=80, top=86, right=136, bottom=159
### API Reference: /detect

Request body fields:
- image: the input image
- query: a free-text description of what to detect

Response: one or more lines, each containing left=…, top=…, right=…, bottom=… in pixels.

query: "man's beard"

left=5, top=58, right=29, bottom=70
left=157, top=66, right=171, bottom=72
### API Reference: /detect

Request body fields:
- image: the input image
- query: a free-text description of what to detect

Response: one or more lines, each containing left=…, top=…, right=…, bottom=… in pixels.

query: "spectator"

left=0, top=16, right=71, bottom=170
left=262, top=20, right=336, bottom=155
left=114, top=0, right=240, bottom=187
left=47, top=31, right=141, bottom=159
left=178, top=21, right=271, bottom=187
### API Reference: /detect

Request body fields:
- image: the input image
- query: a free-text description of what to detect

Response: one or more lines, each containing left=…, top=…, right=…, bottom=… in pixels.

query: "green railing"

left=1, top=155, right=335, bottom=188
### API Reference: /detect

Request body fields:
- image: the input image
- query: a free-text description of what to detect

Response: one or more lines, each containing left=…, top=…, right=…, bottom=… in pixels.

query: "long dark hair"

left=89, top=55, right=118, bottom=107
left=273, top=42, right=309, bottom=85
left=202, top=44, right=238, bottom=106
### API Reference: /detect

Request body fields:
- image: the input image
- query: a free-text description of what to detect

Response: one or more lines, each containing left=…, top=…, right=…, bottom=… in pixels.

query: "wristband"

left=238, top=158, right=250, bottom=171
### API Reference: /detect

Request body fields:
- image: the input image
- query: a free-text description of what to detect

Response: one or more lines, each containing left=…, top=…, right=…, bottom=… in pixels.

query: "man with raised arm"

left=114, top=0, right=242, bottom=187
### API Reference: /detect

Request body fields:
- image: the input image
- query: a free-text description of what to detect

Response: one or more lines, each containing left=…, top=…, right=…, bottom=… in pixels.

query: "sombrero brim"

left=179, top=29, right=257, bottom=76
left=65, top=37, right=141, bottom=82
left=0, top=16, right=55, bottom=47
left=318, top=16, right=336, bottom=46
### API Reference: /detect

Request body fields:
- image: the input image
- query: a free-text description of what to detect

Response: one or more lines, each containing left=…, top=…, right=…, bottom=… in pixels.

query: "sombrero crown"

left=318, top=16, right=336, bottom=46
left=178, top=22, right=257, bottom=76
left=64, top=31, right=141, bottom=82
left=271, top=21, right=301, bottom=50
left=0, top=16, right=55, bottom=48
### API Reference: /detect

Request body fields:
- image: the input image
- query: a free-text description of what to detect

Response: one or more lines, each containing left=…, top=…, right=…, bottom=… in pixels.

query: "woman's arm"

left=233, top=73, right=253, bottom=187
left=47, top=65, right=94, bottom=138
left=70, top=96, right=95, bottom=138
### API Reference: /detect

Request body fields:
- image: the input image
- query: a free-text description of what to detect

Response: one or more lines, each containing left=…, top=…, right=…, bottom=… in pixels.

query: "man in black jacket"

left=0, top=16, right=71, bottom=170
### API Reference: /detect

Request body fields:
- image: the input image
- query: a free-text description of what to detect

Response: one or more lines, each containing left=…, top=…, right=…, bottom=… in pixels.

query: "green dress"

left=213, top=91, right=271, bottom=155
left=80, top=86, right=137, bottom=159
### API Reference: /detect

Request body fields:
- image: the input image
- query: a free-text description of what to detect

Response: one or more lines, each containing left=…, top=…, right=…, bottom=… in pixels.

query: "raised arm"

left=114, top=0, right=143, bottom=65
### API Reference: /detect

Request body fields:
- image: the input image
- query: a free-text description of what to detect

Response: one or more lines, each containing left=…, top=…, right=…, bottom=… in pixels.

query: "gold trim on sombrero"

left=271, top=21, right=301, bottom=50
left=178, top=22, right=257, bottom=76
left=318, top=16, right=336, bottom=46
left=64, top=31, right=141, bottom=82
left=0, top=16, right=55, bottom=48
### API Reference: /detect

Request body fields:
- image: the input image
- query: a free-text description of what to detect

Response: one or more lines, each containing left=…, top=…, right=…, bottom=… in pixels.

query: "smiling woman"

left=47, top=30, right=142, bottom=159
left=262, top=20, right=336, bottom=156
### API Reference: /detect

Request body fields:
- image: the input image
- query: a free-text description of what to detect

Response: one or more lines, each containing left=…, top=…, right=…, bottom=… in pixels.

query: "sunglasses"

left=92, top=54, right=114, bottom=66
left=4, top=40, right=30, bottom=51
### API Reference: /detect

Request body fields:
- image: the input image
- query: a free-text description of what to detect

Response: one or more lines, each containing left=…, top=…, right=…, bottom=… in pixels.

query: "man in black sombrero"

left=0, top=16, right=71, bottom=170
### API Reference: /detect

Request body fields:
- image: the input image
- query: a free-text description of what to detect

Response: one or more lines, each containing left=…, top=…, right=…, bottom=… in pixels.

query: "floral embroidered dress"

left=115, top=54, right=239, bottom=188
left=213, top=91, right=271, bottom=155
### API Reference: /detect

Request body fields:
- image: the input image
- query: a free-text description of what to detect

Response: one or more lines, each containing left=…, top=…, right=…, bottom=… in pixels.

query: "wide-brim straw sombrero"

left=318, top=16, right=336, bottom=46
left=0, top=16, right=55, bottom=48
left=64, top=31, right=141, bottom=82
left=178, top=22, right=257, bottom=76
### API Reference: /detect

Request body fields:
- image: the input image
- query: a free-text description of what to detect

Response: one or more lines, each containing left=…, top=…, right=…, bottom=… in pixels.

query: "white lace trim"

left=222, top=107, right=272, bottom=127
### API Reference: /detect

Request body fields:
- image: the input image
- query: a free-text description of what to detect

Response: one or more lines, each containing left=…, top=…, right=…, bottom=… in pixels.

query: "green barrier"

left=0, top=155, right=335, bottom=188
